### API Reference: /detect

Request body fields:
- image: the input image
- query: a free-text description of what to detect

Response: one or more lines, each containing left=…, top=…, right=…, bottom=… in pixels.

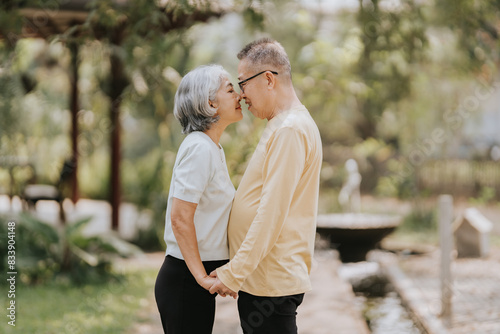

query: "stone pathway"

left=375, top=248, right=500, bottom=334
left=123, top=250, right=370, bottom=334
left=296, top=250, right=370, bottom=334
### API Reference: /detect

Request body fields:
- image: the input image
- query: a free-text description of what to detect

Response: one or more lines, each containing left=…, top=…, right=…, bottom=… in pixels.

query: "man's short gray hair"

left=237, top=37, right=292, bottom=79
left=174, top=65, right=229, bottom=134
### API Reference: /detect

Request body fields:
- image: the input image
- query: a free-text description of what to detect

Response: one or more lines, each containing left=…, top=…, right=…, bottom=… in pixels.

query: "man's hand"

left=209, top=271, right=237, bottom=298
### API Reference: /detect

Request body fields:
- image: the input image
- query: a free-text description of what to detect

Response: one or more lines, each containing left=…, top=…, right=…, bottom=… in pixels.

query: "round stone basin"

left=316, top=213, right=402, bottom=262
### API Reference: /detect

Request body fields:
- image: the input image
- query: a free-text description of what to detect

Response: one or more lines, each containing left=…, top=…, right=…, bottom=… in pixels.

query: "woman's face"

left=213, top=77, right=243, bottom=125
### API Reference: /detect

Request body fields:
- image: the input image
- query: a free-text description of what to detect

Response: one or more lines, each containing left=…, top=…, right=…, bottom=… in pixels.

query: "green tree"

left=434, top=0, right=500, bottom=72
left=354, top=0, right=427, bottom=141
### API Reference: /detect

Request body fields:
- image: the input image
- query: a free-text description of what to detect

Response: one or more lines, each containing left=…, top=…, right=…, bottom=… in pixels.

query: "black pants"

left=238, top=291, right=305, bottom=334
left=154, top=255, right=228, bottom=334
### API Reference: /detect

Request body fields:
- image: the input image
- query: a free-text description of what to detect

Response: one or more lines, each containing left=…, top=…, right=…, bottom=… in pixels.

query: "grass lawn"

left=2, top=268, right=158, bottom=334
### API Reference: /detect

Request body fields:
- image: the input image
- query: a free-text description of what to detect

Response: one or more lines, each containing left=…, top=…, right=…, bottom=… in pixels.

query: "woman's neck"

left=204, top=122, right=227, bottom=146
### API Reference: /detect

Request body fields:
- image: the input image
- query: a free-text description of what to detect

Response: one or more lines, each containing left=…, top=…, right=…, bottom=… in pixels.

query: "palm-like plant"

left=1, top=214, right=143, bottom=285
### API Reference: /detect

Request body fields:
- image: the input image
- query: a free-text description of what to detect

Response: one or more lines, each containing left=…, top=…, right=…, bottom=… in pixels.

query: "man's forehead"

left=237, top=60, right=251, bottom=80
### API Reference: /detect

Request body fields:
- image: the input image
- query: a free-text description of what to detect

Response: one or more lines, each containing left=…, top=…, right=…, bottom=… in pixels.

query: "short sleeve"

left=172, top=141, right=213, bottom=204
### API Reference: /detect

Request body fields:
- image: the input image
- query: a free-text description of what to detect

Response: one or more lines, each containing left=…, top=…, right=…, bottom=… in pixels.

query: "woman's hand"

left=208, top=270, right=238, bottom=299
left=197, top=275, right=217, bottom=292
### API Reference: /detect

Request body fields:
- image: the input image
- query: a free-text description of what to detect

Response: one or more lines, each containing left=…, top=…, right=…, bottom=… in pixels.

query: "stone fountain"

left=317, top=159, right=402, bottom=262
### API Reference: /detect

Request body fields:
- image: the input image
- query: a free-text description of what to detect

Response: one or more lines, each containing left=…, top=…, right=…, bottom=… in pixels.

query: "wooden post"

left=69, top=41, right=80, bottom=204
left=109, top=25, right=126, bottom=231
left=438, top=194, right=453, bottom=326
left=109, top=58, right=122, bottom=231
left=110, top=95, right=121, bottom=231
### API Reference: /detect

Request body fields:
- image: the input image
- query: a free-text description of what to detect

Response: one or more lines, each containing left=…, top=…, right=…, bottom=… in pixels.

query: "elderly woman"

left=155, top=64, right=242, bottom=334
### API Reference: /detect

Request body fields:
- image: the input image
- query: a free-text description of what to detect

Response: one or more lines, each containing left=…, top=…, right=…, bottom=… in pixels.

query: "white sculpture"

left=338, top=159, right=361, bottom=213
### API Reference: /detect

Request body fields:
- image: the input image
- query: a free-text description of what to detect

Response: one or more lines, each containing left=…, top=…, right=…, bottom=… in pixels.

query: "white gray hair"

left=174, top=65, right=229, bottom=134
left=237, top=37, right=292, bottom=80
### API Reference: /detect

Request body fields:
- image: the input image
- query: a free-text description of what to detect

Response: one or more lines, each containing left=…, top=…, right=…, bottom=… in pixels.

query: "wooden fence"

left=416, top=160, right=500, bottom=199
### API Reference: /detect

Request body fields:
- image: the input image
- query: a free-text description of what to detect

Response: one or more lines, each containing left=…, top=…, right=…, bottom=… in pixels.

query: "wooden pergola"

left=0, top=0, right=228, bottom=229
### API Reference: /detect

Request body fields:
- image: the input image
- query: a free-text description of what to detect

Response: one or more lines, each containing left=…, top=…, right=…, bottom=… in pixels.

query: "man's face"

left=237, top=59, right=270, bottom=120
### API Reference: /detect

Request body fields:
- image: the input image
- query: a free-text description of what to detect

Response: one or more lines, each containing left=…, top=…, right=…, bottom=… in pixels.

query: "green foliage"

left=243, top=6, right=265, bottom=31
left=0, top=1, right=25, bottom=48
left=0, top=214, right=143, bottom=285
left=0, top=51, right=23, bottom=141
left=374, top=156, right=419, bottom=199
left=354, top=0, right=428, bottom=139
left=399, top=206, right=436, bottom=233
left=469, top=186, right=497, bottom=205
left=434, top=0, right=500, bottom=70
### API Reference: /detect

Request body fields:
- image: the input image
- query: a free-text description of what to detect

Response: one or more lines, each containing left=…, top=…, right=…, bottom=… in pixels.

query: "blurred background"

left=0, top=0, right=499, bottom=333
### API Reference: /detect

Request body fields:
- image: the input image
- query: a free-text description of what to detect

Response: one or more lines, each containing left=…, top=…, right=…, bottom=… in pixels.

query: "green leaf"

left=65, top=216, right=93, bottom=237
left=69, top=244, right=99, bottom=267
left=19, top=213, right=59, bottom=244
left=95, top=232, right=144, bottom=258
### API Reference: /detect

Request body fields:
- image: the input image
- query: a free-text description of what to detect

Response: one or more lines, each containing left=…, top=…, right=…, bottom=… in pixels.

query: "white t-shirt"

left=164, top=131, right=235, bottom=261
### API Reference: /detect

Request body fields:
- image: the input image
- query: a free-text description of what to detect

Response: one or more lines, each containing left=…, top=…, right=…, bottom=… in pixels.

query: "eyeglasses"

left=238, top=70, right=278, bottom=93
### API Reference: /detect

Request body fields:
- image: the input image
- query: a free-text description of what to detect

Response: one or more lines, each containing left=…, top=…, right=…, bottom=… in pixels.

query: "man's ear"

left=266, top=72, right=276, bottom=90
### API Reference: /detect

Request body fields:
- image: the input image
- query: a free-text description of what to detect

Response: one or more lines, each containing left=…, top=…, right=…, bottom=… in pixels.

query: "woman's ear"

left=209, top=100, right=219, bottom=117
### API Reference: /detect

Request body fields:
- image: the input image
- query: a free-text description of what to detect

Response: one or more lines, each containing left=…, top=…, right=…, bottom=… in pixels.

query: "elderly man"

left=210, top=38, right=322, bottom=334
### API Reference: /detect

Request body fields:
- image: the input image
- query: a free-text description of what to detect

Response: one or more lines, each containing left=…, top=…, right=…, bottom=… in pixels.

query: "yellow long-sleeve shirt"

left=216, top=104, right=322, bottom=297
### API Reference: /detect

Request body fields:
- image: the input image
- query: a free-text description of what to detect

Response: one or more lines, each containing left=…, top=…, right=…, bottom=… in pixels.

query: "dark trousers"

left=238, top=291, right=305, bottom=334
left=154, top=255, right=228, bottom=334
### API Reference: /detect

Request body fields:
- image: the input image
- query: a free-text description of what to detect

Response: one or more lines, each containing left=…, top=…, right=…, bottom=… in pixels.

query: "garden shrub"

left=0, top=213, right=143, bottom=285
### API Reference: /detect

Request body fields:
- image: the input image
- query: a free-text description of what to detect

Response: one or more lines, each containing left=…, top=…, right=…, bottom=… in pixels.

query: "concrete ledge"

left=370, top=251, right=450, bottom=334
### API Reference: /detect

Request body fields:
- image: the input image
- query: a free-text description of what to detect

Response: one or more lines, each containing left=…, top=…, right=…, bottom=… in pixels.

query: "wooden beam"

left=17, top=8, right=87, bottom=38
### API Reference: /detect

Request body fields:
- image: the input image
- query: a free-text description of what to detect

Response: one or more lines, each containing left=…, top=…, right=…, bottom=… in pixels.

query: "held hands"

left=196, top=275, right=217, bottom=292
left=196, top=270, right=237, bottom=298
left=205, top=270, right=237, bottom=299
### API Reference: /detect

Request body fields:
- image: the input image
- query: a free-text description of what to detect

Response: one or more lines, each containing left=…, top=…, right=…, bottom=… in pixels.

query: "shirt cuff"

left=216, top=264, right=243, bottom=293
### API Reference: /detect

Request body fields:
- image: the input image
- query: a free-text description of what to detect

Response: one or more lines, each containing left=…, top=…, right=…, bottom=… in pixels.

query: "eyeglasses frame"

left=238, top=70, right=278, bottom=92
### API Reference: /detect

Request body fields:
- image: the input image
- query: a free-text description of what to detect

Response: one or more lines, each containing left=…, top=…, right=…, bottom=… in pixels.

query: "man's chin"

left=252, top=113, right=266, bottom=120
left=246, top=105, right=262, bottom=119
left=248, top=108, right=259, bottom=118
